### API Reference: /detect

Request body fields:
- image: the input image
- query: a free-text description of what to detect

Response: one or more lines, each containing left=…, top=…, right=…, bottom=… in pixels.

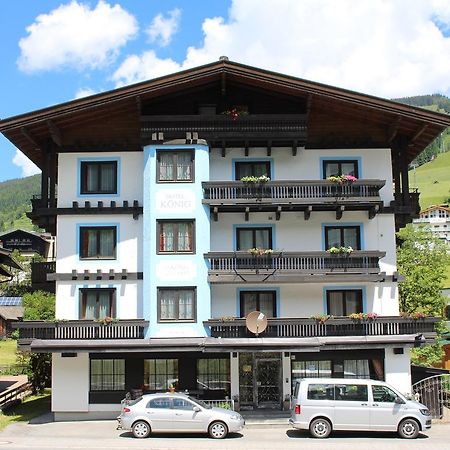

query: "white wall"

left=56, top=215, right=142, bottom=273
left=384, top=347, right=413, bottom=394
left=210, top=211, right=397, bottom=274
left=55, top=280, right=143, bottom=320
left=211, top=282, right=399, bottom=318
left=52, top=353, right=89, bottom=412
left=57, top=152, right=143, bottom=208
left=209, top=147, right=394, bottom=204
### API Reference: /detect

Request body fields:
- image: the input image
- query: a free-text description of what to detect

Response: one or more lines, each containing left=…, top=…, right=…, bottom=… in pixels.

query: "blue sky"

left=1, top=0, right=450, bottom=182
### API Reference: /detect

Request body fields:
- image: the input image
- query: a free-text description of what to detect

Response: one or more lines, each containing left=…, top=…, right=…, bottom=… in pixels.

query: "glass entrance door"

left=239, top=352, right=282, bottom=410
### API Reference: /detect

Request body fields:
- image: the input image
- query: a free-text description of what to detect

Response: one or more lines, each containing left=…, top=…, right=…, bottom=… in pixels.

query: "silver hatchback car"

left=117, top=393, right=245, bottom=439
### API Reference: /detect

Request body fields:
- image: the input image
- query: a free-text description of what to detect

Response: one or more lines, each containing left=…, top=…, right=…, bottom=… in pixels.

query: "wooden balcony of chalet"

left=204, top=250, right=386, bottom=284
left=14, top=319, right=149, bottom=350
left=141, top=114, right=308, bottom=147
left=31, top=261, right=56, bottom=294
left=204, top=316, right=439, bottom=339
left=203, top=179, right=385, bottom=220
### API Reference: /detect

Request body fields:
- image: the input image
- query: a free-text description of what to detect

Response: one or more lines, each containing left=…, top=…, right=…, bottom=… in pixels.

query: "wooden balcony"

left=141, top=114, right=308, bottom=146
left=204, top=316, right=439, bottom=339
left=31, top=261, right=56, bottom=294
left=204, top=251, right=386, bottom=284
left=202, top=180, right=385, bottom=219
left=15, top=319, right=149, bottom=349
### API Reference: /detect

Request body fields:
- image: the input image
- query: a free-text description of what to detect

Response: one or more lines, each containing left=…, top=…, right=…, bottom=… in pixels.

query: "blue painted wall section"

left=143, top=144, right=211, bottom=338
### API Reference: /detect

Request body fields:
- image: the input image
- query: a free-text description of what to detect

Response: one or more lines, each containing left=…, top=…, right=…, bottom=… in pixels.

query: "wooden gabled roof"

left=1, top=58, right=449, bottom=168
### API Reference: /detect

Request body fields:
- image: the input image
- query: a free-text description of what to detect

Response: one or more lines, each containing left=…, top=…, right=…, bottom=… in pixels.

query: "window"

left=80, top=161, right=117, bottom=194
left=323, top=160, right=359, bottom=179
left=80, top=289, right=115, bottom=320
left=236, top=227, right=272, bottom=250
left=235, top=161, right=271, bottom=180
left=173, top=398, right=195, bottom=410
left=334, top=384, right=368, bottom=401
left=80, top=226, right=116, bottom=259
left=197, top=359, right=230, bottom=395
left=158, top=221, right=194, bottom=253
left=158, top=288, right=196, bottom=322
left=343, top=360, right=370, bottom=379
left=157, top=151, right=194, bottom=182
left=147, top=397, right=172, bottom=409
left=144, top=359, right=178, bottom=391
left=326, top=290, right=363, bottom=316
left=90, top=359, right=125, bottom=391
left=372, top=385, right=398, bottom=403
left=240, top=291, right=276, bottom=318
left=307, top=384, right=334, bottom=400
left=324, top=225, right=361, bottom=250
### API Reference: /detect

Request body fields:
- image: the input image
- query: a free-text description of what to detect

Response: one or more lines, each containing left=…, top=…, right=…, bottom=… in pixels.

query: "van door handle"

left=372, top=403, right=379, bottom=407
left=361, top=403, right=368, bottom=406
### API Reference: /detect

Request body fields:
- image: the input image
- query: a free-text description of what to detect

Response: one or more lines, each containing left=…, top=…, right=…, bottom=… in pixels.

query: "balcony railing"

left=204, top=316, right=439, bottom=339
left=15, top=319, right=149, bottom=345
left=141, top=114, right=308, bottom=141
left=205, top=251, right=385, bottom=283
left=203, top=180, right=385, bottom=204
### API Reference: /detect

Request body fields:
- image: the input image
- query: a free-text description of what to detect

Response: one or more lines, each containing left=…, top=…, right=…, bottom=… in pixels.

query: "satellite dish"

left=246, top=310, right=268, bottom=336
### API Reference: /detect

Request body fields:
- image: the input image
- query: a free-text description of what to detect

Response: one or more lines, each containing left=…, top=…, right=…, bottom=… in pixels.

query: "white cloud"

left=113, top=0, right=450, bottom=98
left=146, top=8, right=181, bottom=47
left=18, top=0, right=138, bottom=73
left=12, top=150, right=41, bottom=177
left=112, top=50, right=182, bottom=87
left=74, top=87, right=97, bottom=99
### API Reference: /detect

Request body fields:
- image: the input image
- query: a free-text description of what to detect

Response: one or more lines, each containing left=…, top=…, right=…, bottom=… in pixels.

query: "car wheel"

left=309, top=417, right=332, bottom=438
left=132, top=420, right=151, bottom=439
left=208, top=421, right=228, bottom=439
left=398, top=418, right=420, bottom=439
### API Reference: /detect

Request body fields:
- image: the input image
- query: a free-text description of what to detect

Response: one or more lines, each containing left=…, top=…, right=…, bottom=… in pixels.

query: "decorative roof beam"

left=336, top=205, right=345, bottom=220
left=304, top=205, right=312, bottom=221
left=46, top=120, right=62, bottom=147
left=408, top=124, right=428, bottom=147
left=21, top=127, right=41, bottom=149
left=387, top=116, right=402, bottom=144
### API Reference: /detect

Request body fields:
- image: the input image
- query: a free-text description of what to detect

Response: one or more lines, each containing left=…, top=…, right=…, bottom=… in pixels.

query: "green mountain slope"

left=0, top=175, right=40, bottom=232
left=409, top=151, right=450, bottom=209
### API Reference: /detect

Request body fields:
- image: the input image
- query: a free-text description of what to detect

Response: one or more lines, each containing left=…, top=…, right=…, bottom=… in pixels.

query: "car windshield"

left=188, top=396, right=211, bottom=409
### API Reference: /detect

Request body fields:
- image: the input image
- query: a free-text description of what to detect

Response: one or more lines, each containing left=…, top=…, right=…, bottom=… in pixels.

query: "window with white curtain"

left=80, top=288, right=115, bottom=319
left=157, top=151, right=194, bottom=182
left=236, top=227, right=272, bottom=250
left=326, top=289, right=363, bottom=316
left=90, top=359, right=125, bottom=391
left=158, top=221, right=194, bottom=253
left=80, top=161, right=117, bottom=194
left=158, top=288, right=196, bottom=322
left=80, top=226, right=116, bottom=259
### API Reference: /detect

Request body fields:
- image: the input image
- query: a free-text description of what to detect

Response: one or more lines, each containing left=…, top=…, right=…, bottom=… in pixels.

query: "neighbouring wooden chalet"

left=0, top=59, right=449, bottom=419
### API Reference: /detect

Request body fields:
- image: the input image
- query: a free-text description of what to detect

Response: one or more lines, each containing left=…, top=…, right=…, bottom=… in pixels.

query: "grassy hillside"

left=409, top=151, right=450, bottom=209
left=0, top=175, right=40, bottom=233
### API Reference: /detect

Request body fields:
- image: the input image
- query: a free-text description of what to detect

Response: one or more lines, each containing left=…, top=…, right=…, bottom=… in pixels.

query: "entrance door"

left=239, top=352, right=282, bottom=410
left=256, top=358, right=281, bottom=408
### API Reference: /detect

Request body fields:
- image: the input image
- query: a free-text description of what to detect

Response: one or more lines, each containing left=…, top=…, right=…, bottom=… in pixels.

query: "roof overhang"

left=1, top=59, right=449, bottom=167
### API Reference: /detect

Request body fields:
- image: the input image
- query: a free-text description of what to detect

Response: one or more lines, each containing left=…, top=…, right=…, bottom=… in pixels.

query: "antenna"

left=245, top=310, right=268, bottom=336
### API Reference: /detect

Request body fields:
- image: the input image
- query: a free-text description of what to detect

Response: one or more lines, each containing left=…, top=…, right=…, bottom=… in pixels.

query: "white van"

left=289, top=378, right=431, bottom=439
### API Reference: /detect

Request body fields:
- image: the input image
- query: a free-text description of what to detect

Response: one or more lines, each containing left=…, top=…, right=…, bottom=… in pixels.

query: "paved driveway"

left=0, top=419, right=449, bottom=450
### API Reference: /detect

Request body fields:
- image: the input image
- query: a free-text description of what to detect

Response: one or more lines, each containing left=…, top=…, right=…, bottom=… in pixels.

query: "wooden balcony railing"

left=15, top=319, right=149, bottom=345
left=205, top=251, right=385, bottom=283
left=141, top=114, right=308, bottom=141
left=203, top=180, right=385, bottom=204
left=204, top=316, right=439, bottom=339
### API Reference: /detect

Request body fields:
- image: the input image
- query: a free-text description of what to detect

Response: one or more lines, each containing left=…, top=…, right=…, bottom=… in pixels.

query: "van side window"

left=334, top=384, right=368, bottom=401
left=307, top=384, right=334, bottom=400
left=372, top=385, right=398, bottom=403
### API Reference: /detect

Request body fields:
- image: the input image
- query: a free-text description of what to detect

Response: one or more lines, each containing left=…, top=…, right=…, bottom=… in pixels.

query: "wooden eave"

left=1, top=59, right=449, bottom=169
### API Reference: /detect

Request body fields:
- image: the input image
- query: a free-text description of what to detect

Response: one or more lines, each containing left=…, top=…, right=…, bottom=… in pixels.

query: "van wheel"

left=132, top=420, right=151, bottom=438
left=398, top=418, right=420, bottom=439
left=309, top=418, right=332, bottom=438
left=208, top=421, right=228, bottom=439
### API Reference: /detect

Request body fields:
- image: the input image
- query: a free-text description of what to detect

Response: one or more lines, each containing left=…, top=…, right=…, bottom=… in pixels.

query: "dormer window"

left=80, top=161, right=117, bottom=194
